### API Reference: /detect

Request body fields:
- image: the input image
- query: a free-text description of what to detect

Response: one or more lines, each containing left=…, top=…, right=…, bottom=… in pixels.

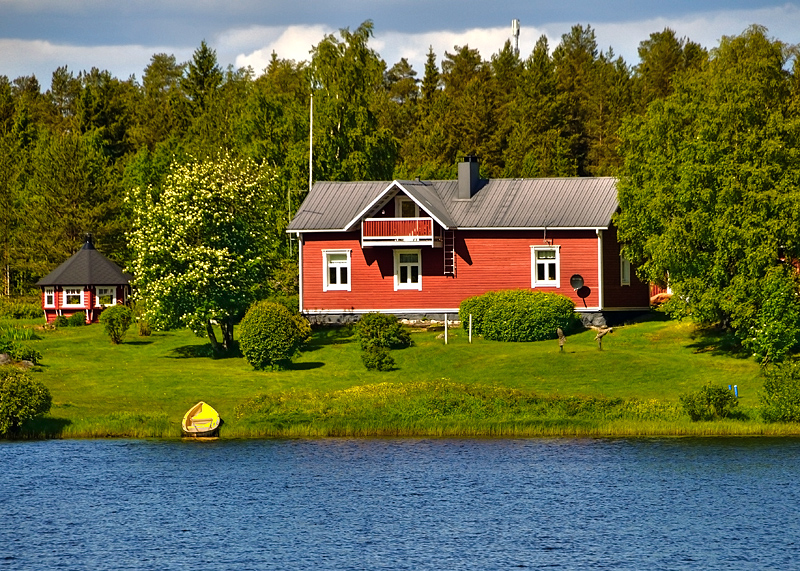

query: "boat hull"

left=181, top=401, right=222, bottom=438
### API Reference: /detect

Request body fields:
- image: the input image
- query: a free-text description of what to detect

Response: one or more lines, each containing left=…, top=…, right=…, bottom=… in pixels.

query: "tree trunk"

left=220, top=319, right=234, bottom=352
left=206, top=320, right=222, bottom=353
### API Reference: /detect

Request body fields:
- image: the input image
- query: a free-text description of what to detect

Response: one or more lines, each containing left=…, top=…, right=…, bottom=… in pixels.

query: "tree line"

left=0, top=20, right=707, bottom=296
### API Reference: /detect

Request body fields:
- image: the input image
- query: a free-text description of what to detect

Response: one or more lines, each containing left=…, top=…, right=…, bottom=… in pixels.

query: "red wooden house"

left=288, top=158, right=650, bottom=325
left=36, top=235, right=132, bottom=324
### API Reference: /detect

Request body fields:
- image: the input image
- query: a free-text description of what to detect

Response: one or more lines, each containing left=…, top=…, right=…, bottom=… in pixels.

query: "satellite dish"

left=570, top=274, right=584, bottom=290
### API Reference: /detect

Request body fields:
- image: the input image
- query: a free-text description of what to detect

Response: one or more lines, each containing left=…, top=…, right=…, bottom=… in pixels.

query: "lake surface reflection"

left=2, top=437, right=799, bottom=570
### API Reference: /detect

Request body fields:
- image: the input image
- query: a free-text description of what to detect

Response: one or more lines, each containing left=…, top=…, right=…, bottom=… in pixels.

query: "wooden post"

left=469, top=314, right=473, bottom=344
left=557, top=328, right=565, bottom=352
left=444, top=313, right=448, bottom=345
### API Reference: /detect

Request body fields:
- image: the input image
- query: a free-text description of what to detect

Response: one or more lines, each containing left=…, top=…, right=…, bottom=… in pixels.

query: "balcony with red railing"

left=361, top=217, right=435, bottom=247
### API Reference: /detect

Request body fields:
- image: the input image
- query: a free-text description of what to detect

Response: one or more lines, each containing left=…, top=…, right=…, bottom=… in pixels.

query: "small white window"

left=96, top=287, right=116, bottom=307
left=44, top=287, right=55, bottom=307
left=620, top=255, right=631, bottom=286
left=323, top=250, right=351, bottom=292
left=63, top=288, right=83, bottom=307
left=395, top=196, right=419, bottom=218
left=531, top=246, right=560, bottom=288
left=394, top=249, right=421, bottom=290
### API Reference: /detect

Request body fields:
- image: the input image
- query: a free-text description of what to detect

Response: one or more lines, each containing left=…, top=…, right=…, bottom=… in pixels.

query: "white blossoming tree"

left=129, top=153, right=282, bottom=353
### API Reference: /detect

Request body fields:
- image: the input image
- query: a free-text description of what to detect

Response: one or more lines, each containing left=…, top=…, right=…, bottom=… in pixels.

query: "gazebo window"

left=64, top=288, right=83, bottom=306
left=96, top=287, right=116, bottom=307
left=44, top=287, right=55, bottom=307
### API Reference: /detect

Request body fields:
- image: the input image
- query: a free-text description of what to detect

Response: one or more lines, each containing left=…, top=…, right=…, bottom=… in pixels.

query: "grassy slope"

left=5, top=315, right=776, bottom=437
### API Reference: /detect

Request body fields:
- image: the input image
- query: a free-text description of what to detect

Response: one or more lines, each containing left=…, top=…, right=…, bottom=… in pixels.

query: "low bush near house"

left=680, top=383, right=739, bottom=421
left=460, top=289, right=579, bottom=342
left=239, top=300, right=310, bottom=370
left=0, top=368, right=52, bottom=436
left=54, top=315, right=69, bottom=328
left=100, top=305, right=133, bottom=344
left=356, top=312, right=411, bottom=350
left=760, top=362, right=800, bottom=422
left=67, top=312, right=86, bottom=327
left=0, top=339, right=42, bottom=365
left=0, top=298, right=41, bottom=320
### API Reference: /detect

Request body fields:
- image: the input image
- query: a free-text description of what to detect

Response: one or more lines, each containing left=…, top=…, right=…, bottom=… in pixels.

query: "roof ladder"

left=443, top=230, right=456, bottom=277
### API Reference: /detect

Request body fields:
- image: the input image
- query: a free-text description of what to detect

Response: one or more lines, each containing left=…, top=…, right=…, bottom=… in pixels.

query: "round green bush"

left=239, top=300, right=308, bottom=370
left=760, top=362, right=800, bottom=422
left=356, top=312, right=411, bottom=350
left=100, top=305, right=133, bottom=344
left=461, top=289, right=578, bottom=342
left=67, top=311, right=86, bottom=326
left=0, top=368, right=52, bottom=436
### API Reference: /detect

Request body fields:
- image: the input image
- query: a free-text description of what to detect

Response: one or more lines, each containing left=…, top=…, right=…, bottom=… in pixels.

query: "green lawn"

left=4, top=314, right=783, bottom=438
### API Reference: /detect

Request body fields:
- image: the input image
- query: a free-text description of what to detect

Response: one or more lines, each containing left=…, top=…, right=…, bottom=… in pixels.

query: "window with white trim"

left=531, top=246, right=560, bottom=288
left=394, top=249, right=421, bottom=290
left=44, top=287, right=55, bottom=307
left=395, top=196, right=419, bottom=218
left=63, top=287, right=83, bottom=306
left=323, top=250, right=351, bottom=291
left=96, top=286, right=116, bottom=307
left=620, top=255, right=631, bottom=286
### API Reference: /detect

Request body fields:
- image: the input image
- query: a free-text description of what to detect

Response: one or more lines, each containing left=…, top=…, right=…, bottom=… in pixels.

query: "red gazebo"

left=36, top=235, right=132, bottom=324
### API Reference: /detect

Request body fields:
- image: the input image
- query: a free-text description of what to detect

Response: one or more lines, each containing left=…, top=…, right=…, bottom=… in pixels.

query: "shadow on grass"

left=125, top=340, right=154, bottom=346
left=687, top=326, right=750, bottom=358
left=301, top=326, right=356, bottom=352
left=17, top=417, right=72, bottom=438
left=168, top=343, right=242, bottom=360
left=287, top=361, right=325, bottom=371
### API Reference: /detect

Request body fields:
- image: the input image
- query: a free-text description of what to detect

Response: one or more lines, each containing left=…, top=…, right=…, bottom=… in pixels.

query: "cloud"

left=223, top=25, right=334, bottom=73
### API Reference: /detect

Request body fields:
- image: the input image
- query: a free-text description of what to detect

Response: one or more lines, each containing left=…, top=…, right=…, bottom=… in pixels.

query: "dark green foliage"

left=680, top=383, right=739, bottom=421
left=0, top=367, right=52, bottom=435
left=360, top=345, right=395, bottom=371
left=239, top=300, right=309, bottom=370
left=355, top=312, right=412, bottom=350
left=100, top=305, right=133, bottom=344
left=0, top=299, right=41, bottom=319
left=0, top=339, right=42, bottom=365
left=67, top=312, right=86, bottom=327
left=760, top=362, right=800, bottom=422
left=54, top=315, right=69, bottom=328
left=460, top=289, right=578, bottom=342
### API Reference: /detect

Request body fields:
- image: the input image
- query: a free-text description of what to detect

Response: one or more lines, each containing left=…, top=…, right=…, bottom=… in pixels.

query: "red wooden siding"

left=601, top=226, right=650, bottom=309
left=41, top=285, right=128, bottom=323
left=362, top=218, right=433, bottom=239
left=301, top=229, right=605, bottom=313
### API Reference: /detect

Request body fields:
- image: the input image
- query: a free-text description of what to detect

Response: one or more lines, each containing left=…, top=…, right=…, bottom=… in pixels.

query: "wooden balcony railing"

left=362, top=218, right=434, bottom=246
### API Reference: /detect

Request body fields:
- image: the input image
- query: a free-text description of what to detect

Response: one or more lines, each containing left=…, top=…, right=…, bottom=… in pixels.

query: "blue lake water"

left=1, top=437, right=799, bottom=570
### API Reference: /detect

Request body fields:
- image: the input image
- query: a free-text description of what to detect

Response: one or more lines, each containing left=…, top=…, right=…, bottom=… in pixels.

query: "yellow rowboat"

left=181, top=401, right=222, bottom=437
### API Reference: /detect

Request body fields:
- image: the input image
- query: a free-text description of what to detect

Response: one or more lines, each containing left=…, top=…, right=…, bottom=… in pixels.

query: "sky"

left=1, top=0, right=798, bottom=87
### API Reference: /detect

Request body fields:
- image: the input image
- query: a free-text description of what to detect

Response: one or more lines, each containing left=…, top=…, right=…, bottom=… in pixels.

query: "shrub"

left=67, top=311, right=86, bottom=326
left=461, top=289, right=578, bottom=342
left=361, top=346, right=395, bottom=371
left=0, top=340, right=42, bottom=365
left=760, top=362, right=800, bottom=422
left=356, top=312, right=411, bottom=350
left=100, top=305, right=133, bottom=344
left=680, top=383, right=739, bottom=421
left=0, top=298, right=42, bottom=320
left=239, top=300, right=309, bottom=370
left=54, top=315, right=69, bottom=328
left=0, top=368, right=52, bottom=436
left=459, top=291, right=499, bottom=336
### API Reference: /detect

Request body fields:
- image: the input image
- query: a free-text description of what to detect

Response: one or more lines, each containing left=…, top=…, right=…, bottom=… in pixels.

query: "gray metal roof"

left=36, top=239, right=132, bottom=286
left=288, top=176, right=618, bottom=231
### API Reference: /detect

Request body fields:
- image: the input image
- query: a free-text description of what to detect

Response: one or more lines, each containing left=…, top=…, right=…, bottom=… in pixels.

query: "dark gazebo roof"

left=36, top=236, right=132, bottom=287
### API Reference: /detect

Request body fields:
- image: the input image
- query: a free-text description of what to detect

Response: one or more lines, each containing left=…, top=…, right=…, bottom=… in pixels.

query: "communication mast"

left=511, top=19, right=520, bottom=56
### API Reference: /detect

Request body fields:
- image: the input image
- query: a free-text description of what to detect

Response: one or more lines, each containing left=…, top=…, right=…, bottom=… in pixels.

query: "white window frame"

left=323, top=249, right=351, bottom=292
left=63, top=287, right=84, bottom=307
left=96, top=286, right=117, bottom=307
left=44, top=287, right=55, bottom=308
left=395, top=195, right=419, bottom=218
left=620, top=255, right=631, bottom=286
left=394, top=249, right=422, bottom=291
left=531, top=245, right=561, bottom=288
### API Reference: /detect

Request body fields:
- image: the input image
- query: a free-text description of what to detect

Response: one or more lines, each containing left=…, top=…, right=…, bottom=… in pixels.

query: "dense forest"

left=0, top=20, right=791, bottom=301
